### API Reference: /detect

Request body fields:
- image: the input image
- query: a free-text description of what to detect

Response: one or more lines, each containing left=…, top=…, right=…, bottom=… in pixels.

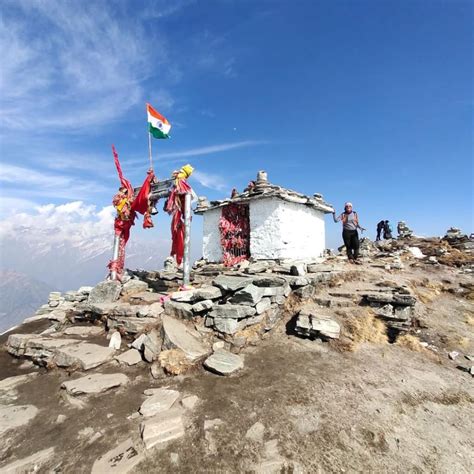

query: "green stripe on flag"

left=149, top=123, right=170, bottom=139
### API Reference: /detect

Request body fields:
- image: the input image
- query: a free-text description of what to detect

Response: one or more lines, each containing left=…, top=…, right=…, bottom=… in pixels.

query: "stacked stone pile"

left=397, top=221, right=413, bottom=239
left=361, top=286, right=416, bottom=333
left=5, top=258, right=343, bottom=379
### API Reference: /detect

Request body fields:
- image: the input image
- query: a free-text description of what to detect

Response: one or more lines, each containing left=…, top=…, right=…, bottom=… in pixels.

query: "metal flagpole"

left=182, top=192, right=192, bottom=286
left=148, top=128, right=153, bottom=170
left=111, top=234, right=121, bottom=280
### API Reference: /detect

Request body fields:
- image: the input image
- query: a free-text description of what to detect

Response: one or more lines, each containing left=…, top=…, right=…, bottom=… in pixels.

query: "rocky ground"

left=0, top=232, right=473, bottom=473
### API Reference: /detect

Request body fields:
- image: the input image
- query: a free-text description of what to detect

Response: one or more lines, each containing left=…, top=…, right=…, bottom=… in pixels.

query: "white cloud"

left=0, top=163, right=109, bottom=200
left=147, top=140, right=268, bottom=160
left=192, top=170, right=228, bottom=192
left=0, top=1, right=169, bottom=132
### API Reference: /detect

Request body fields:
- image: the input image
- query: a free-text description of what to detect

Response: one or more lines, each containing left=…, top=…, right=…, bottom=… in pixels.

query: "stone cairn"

left=397, top=221, right=413, bottom=239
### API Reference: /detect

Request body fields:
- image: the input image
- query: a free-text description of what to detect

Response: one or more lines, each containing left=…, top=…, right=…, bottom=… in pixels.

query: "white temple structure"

left=194, top=171, right=334, bottom=263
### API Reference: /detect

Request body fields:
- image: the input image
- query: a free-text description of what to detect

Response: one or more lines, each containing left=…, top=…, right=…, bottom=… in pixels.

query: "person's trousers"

left=342, top=229, right=359, bottom=260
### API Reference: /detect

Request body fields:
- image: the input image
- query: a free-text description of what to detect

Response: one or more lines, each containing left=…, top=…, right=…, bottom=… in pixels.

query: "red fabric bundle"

left=219, top=204, right=250, bottom=267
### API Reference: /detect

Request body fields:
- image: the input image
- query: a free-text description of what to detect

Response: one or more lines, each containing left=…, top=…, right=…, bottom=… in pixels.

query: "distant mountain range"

left=0, top=230, right=169, bottom=291
left=0, top=270, right=54, bottom=333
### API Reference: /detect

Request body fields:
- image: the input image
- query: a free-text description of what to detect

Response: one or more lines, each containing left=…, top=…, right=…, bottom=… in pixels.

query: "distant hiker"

left=383, top=220, right=392, bottom=239
left=332, top=202, right=366, bottom=263
left=376, top=220, right=385, bottom=241
left=231, top=188, right=238, bottom=198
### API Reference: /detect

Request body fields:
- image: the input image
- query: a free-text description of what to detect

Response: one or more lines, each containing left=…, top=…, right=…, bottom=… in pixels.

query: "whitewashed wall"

left=202, top=207, right=223, bottom=262
left=250, top=198, right=326, bottom=260
left=201, top=197, right=326, bottom=262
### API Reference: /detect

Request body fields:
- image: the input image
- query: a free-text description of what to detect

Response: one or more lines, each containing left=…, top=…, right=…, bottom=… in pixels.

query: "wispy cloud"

left=0, top=1, right=169, bottom=132
left=192, top=170, right=229, bottom=192
left=0, top=163, right=108, bottom=200
left=141, top=140, right=269, bottom=160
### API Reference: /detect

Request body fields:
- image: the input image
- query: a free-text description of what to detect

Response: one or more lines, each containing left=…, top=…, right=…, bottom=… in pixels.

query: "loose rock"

left=204, top=350, right=244, bottom=375
left=61, top=373, right=129, bottom=395
left=140, top=408, right=185, bottom=449
left=139, top=389, right=180, bottom=417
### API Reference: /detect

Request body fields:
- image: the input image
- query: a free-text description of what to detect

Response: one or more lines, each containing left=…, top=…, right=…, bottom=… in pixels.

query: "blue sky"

left=0, top=0, right=472, bottom=258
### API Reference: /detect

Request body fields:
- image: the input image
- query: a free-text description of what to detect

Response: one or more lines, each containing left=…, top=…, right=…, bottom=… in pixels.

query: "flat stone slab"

left=91, top=438, right=144, bottom=473
left=213, top=275, right=253, bottom=292
left=0, top=373, right=38, bottom=391
left=204, top=350, right=244, bottom=375
left=1, top=447, right=55, bottom=474
left=140, top=407, right=185, bottom=450
left=0, top=404, right=39, bottom=434
left=7, top=334, right=78, bottom=358
left=115, top=349, right=143, bottom=366
left=88, top=280, right=122, bottom=304
left=295, top=314, right=340, bottom=339
left=61, top=373, right=129, bottom=395
left=161, top=315, right=210, bottom=362
left=54, top=343, right=115, bottom=370
left=229, top=284, right=264, bottom=306
left=210, top=304, right=256, bottom=319
left=107, top=316, right=158, bottom=334
left=129, top=292, right=162, bottom=305
left=64, top=326, right=104, bottom=337
left=139, top=389, right=180, bottom=417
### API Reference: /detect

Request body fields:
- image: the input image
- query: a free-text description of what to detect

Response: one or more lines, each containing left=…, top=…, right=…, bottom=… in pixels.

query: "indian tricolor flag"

left=147, top=103, right=171, bottom=139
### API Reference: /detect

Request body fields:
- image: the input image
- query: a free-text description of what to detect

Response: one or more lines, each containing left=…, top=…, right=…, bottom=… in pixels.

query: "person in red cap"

left=332, top=202, right=365, bottom=263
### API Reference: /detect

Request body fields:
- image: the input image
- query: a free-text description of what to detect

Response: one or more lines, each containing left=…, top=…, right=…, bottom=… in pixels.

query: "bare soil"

left=1, top=261, right=473, bottom=473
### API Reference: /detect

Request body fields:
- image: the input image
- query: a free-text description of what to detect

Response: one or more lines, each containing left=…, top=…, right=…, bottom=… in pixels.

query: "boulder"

left=140, top=408, right=185, bottom=450
left=64, top=326, right=104, bottom=337
left=139, top=389, right=180, bottom=417
left=181, top=395, right=199, bottom=410
left=229, top=284, right=264, bottom=306
left=295, top=314, right=340, bottom=340
left=210, top=304, right=256, bottom=319
left=115, top=349, right=143, bottom=366
left=290, top=263, right=306, bottom=276
left=61, top=373, right=129, bottom=395
left=192, top=300, right=214, bottom=313
left=107, top=317, right=157, bottom=334
left=121, top=279, right=149, bottom=296
left=161, top=315, right=210, bottom=362
left=256, top=298, right=272, bottom=315
left=131, top=334, right=147, bottom=350
left=88, top=280, right=122, bottom=304
left=137, top=302, right=164, bottom=318
left=129, top=292, right=162, bottom=305
left=195, top=285, right=223, bottom=300
left=164, top=301, right=193, bottom=319
left=204, top=350, right=244, bottom=375
left=143, top=330, right=162, bottom=362
left=213, top=318, right=243, bottom=335
left=170, top=289, right=198, bottom=303
left=54, top=343, right=115, bottom=370
left=246, top=261, right=272, bottom=274
left=213, top=275, right=253, bottom=292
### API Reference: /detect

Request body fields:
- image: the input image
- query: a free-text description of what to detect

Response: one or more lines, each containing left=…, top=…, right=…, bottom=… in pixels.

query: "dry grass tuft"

left=337, top=308, right=388, bottom=352
left=158, top=349, right=194, bottom=375
left=396, top=334, right=426, bottom=352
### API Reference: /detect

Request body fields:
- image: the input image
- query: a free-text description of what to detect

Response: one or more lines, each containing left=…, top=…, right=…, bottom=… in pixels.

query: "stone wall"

left=250, top=198, right=326, bottom=260
left=201, top=198, right=327, bottom=263
left=202, top=207, right=223, bottom=262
